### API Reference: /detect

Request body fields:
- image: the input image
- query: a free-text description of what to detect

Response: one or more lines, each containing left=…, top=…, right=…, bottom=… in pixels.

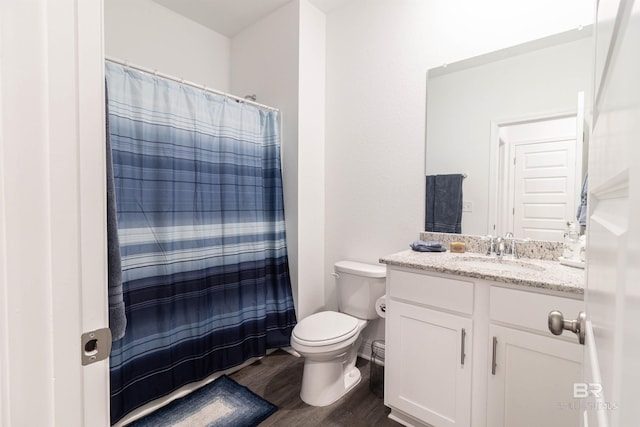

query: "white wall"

left=426, top=34, right=591, bottom=236
left=297, top=1, right=327, bottom=319
left=104, top=0, right=230, bottom=90
left=324, top=0, right=593, bottom=349
left=231, top=0, right=327, bottom=321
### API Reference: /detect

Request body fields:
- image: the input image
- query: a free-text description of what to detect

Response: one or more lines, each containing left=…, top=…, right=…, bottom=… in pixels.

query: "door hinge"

left=81, top=328, right=112, bottom=366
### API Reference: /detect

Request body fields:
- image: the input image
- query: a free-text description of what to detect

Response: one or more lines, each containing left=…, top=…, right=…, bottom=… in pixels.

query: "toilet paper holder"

left=375, top=295, right=387, bottom=318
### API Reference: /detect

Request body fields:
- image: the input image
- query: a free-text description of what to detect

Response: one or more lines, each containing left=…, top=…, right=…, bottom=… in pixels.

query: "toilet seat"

left=292, top=311, right=360, bottom=347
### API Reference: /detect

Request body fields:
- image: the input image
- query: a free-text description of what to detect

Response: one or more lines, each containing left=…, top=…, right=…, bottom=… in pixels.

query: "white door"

left=512, top=137, right=577, bottom=241
left=496, top=109, right=584, bottom=241
left=581, top=0, right=640, bottom=426
left=0, top=1, right=110, bottom=426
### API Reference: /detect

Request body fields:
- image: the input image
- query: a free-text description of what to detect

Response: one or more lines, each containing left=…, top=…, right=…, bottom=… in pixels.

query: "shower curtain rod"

left=105, top=56, right=279, bottom=113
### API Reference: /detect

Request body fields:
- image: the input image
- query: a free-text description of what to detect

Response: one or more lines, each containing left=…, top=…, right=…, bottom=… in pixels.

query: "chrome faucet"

left=503, top=232, right=521, bottom=259
left=484, top=232, right=519, bottom=258
left=484, top=236, right=496, bottom=256
left=495, top=236, right=505, bottom=257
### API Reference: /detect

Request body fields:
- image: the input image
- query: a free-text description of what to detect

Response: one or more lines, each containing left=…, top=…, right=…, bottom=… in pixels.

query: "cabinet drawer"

left=388, top=269, right=474, bottom=314
left=490, top=286, right=583, bottom=334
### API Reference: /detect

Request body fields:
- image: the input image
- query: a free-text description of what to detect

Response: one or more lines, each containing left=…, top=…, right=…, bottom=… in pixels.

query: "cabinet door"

left=386, top=299, right=472, bottom=427
left=487, top=324, right=582, bottom=427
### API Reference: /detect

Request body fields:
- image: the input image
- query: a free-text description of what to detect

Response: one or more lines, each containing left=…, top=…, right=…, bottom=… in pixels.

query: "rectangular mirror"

left=425, top=28, right=592, bottom=241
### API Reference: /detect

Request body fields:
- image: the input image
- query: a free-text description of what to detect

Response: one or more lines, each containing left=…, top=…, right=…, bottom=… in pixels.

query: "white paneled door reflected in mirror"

left=425, top=28, right=592, bottom=241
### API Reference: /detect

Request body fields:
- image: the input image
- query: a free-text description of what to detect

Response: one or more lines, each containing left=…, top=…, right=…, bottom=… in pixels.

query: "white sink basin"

left=456, top=257, right=545, bottom=273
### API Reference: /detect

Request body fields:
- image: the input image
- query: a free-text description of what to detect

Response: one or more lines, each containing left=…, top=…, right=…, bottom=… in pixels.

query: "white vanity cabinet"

left=384, top=266, right=584, bottom=427
left=385, top=268, right=475, bottom=427
left=486, top=287, right=583, bottom=427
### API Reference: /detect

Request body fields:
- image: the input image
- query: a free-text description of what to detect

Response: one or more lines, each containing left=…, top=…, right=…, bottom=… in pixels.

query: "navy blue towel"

left=410, top=240, right=446, bottom=252
left=425, top=174, right=463, bottom=233
left=106, top=82, right=127, bottom=341
left=576, top=174, right=588, bottom=226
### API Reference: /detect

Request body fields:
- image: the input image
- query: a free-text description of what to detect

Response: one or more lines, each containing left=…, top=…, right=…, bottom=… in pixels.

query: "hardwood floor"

left=229, top=350, right=402, bottom=427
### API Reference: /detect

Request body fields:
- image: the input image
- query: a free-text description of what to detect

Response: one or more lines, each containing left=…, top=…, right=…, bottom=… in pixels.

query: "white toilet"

left=290, top=260, right=386, bottom=406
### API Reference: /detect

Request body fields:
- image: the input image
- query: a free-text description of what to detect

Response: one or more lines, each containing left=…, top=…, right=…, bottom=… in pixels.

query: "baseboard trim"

left=359, top=337, right=386, bottom=363
left=358, top=337, right=374, bottom=361
left=280, top=346, right=300, bottom=357
left=388, top=409, right=431, bottom=427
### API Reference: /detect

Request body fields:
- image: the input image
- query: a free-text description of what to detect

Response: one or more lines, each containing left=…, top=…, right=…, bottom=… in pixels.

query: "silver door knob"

left=548, top=310, right=586, bottom=345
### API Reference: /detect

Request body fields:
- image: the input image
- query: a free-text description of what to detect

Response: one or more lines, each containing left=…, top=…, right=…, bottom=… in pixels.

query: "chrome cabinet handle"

left=461, top=328, right=466, bottom=365
left=491, top=336, right=498, bottom=375
left=548, top=310, right=586, bottom=345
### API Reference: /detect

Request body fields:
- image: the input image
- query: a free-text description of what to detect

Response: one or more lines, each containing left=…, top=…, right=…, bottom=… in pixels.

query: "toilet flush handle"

left=331, top=272, right=340, bottom=279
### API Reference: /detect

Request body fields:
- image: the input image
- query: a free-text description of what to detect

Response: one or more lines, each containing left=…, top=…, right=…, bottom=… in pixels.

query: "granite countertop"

left=380, top=249, right=585, bottom=296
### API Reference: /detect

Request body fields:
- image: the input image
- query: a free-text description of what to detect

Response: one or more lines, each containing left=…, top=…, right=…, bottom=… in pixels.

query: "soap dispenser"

left=563, top=221, right=579, bottom=259
left=578, top=234, right=586, bottom=262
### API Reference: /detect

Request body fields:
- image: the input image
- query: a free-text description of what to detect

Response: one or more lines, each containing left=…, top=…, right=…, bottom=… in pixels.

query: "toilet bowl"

left=291, top=311, right=367, bottom=406
left=290, top=261, right=386, bottom=406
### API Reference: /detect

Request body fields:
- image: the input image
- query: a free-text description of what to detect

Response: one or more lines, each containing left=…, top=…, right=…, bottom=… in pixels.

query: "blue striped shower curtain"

left=105, top=62, right=297, bottom=425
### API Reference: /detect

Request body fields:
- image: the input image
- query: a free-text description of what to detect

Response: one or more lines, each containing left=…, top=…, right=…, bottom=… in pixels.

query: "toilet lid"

left=292, top=311, right=360, bottom=345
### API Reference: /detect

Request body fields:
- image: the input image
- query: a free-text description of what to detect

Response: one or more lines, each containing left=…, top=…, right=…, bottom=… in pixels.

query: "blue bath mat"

left=127, top=375, right=277, bottom=427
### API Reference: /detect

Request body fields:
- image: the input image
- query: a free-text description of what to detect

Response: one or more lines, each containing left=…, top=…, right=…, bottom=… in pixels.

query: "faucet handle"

left=505, top=237, right=530, bottom=259
left=481, top=235, right=495, bottom=256
left=507, top=239, right=518, bottom=258
left=495, top=237, right=505, bottom=257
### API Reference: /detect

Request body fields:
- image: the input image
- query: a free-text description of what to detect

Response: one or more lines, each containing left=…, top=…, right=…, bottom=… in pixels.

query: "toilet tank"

left=334, top=261, right=386, bottom=320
